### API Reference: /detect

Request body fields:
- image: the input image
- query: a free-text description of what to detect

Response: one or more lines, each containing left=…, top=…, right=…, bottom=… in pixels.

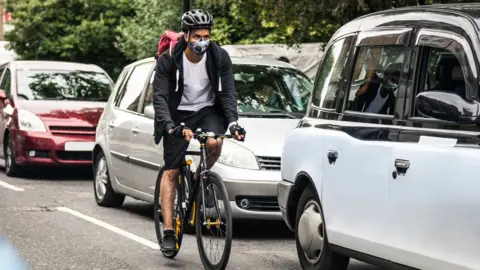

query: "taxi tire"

left=4, top=134, right=22, bottom=177
left=93, top=151, right=125, bottom=207
left=295, top=187, right=349, bottom=270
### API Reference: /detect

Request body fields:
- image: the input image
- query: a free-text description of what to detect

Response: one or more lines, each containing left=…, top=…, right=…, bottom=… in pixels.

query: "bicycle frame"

left=183, top=137, right=212, bottom=228
left=181, top=130, right=232, bottom=228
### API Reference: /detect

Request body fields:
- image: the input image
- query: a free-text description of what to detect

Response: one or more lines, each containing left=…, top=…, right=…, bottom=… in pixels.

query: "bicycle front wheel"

left=195, top=172, right=233, bottom=270
left=154, top=167, right=185, bottom=259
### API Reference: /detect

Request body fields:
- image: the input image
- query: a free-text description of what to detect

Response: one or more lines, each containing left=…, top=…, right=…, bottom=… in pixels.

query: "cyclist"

left=152, top=9, right=246, bottom=252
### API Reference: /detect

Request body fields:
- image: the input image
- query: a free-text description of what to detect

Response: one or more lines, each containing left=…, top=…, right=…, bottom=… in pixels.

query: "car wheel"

left=94, top=151, right=125, bottom=207
left=295, top=187, right=349, bottom=270
left=4, top=134, right=23, bottom=177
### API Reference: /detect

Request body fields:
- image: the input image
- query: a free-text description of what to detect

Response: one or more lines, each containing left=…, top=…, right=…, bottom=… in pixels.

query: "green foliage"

left=5, top=0, right=474, bottom=71
left=5, top=0, right=134, bottom=79
left=116, top=0, right=181, bottom=61
left=196, top=0, right=473, bottom=46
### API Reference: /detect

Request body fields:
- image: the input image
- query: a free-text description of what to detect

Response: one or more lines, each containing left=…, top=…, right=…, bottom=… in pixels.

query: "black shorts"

left=163, top=106, right=225, bottom=170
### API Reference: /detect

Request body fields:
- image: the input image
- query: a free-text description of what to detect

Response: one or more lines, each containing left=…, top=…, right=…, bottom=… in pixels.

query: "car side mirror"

left=144, top=105, right=155, bottom=120
left=415, top=91, right=480, bottom=123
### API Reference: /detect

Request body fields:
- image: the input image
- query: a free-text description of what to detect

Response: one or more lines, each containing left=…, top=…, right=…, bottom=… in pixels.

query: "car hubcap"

left=95, top=157, right=108, bottom=200
left=298, top=200, right=324, bottom=264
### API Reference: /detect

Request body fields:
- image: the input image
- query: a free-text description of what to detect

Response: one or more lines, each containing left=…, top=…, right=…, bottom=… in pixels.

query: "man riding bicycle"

left=152, top=9, right=246, bottom=252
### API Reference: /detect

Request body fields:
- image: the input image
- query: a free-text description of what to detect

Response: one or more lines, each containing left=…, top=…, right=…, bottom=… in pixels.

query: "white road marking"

left=56, top=207, right=160, bottom=250
left=0, top=180, right=24, bottom=191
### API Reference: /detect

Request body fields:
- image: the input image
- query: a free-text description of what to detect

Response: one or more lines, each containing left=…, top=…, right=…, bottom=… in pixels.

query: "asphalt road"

left=0, top=167, right=380, bottom=270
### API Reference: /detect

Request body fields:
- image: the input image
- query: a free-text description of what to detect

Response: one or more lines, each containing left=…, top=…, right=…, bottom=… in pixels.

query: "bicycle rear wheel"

left=154, top=167, right=185, bottom=259
left=195, top=172, right=233, bottom=270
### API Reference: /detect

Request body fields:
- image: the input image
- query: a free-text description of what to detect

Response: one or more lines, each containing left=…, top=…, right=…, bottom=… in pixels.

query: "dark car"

left=0, top=61, right=113, bottom=177
left=278, top=3, right=480, bottom=270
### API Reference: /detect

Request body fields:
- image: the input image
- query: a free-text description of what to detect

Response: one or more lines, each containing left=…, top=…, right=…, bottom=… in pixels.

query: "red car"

left=0, top=61, right=113, bottom=177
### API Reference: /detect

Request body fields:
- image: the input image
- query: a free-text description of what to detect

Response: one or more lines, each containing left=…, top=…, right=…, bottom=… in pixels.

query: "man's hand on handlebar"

left=169, top=124, right=193, bottom=142
left=229, top=123, right=246, bottom=142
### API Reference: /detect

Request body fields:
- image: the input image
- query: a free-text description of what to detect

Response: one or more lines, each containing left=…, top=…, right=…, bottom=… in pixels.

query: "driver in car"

left=353, top=62, right=401, bottom=115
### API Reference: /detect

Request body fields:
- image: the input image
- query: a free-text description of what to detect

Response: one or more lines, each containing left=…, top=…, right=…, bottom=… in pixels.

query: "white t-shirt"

left=177, top=53, right=215, bottom=111
left=365, top=84, right=388, bottom=113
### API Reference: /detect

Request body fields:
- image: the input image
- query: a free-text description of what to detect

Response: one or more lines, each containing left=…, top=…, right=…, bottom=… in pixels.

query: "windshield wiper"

left=268, top=110, right=299, bottom=119
left=239, top=111, right=298, bottom=119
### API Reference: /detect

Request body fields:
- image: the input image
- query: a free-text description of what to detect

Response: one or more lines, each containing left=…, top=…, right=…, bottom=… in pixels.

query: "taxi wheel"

left=93, top=151, right=125, bottom=207
left=4, top=134, right=22, bottom=177
left=295, top=187, right=349, bottom=270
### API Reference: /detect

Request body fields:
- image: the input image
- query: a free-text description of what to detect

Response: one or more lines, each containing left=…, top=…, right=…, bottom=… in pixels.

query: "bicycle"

left=153, top=127, right=233, bottom=270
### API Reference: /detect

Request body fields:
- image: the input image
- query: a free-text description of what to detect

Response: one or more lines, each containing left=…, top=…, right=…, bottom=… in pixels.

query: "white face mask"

left=188, top=38, right=210, bottom=55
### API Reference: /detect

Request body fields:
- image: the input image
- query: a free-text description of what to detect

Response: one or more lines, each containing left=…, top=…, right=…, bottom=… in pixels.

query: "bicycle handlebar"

left=193, top=130, right=233, bottom=140
left=178, top=123, right=235, bottom=140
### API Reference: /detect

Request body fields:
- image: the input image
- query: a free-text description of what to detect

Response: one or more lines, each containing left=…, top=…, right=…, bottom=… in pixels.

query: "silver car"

left=92, top=57, right=313, bottom=221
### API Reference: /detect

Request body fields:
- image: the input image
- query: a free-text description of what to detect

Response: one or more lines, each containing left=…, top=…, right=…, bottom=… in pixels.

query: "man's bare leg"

left=193, top=138, right=223, bottom=180
left=160, top=169, right=179, bottom=230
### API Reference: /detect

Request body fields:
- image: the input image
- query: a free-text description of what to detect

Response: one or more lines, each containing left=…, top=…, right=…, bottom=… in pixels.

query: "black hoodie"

left=152, top=38, right=238, bottom=144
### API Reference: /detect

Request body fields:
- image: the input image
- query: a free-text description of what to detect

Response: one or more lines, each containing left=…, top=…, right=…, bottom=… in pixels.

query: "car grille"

left=257, top=156, right=281, bottom=171
left=236, top=196, right=280, bottom=212
left=56, top=151, right=92, bottom=161
left=49, top=126, right=96, bottom=136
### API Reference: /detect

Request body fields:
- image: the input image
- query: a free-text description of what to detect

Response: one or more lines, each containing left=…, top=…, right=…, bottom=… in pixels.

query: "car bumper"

left=211, top=164, right=283, bottom=220
left=12, top=130, right=95, bottom=166
left=277, top=180, right=295, bottom=231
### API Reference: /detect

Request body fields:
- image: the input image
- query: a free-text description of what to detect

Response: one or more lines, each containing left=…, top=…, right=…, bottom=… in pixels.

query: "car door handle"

left=108, top=121, right=116, bottom=128
left=327, top=150, right=338, bottom=165
left=395, top=159, right=410, bottom=169
left=131, top=128, right=140, bottom=134
left=394, top=159, right=410, bottom=177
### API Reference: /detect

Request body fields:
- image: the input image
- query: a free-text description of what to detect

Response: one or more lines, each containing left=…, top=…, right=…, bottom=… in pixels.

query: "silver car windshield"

left=233, top=64, right=313, bottom=114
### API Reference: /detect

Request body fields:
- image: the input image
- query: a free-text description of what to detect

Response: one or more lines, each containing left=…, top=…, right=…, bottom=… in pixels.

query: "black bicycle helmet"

left=181, top=9, right=214, bottom=32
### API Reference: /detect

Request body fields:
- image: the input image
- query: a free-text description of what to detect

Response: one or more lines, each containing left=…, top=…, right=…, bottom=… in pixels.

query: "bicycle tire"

left=153, top=167, right=185, bottom=259
left=195, top=172, right=233, bottom=270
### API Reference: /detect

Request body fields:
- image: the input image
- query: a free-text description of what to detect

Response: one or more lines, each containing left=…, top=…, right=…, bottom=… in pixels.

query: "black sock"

left=164, top=229, right=174, bottom=236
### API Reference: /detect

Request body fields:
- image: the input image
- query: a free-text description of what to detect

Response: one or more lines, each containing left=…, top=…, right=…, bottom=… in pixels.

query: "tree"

left=197, top=0, right=472, bottom=46
left=5, top=0, right=134, bottom=79
left=116, top=0, right=181, bottom=61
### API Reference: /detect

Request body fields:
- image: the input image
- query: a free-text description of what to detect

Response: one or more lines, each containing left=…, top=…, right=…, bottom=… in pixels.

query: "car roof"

left=132, top=56, right=297, bottom=70
left=9, top=60, right=106, bottom=73
left=420, top=3, right=480, bottom=17
left=332, top=3, right=480, bottom=40
left=230, top=56, right=296, bottom=69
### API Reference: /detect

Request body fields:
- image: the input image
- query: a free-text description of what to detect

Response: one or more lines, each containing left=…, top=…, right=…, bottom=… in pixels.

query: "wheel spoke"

left=308, top=232, right=324, bottom=257
left=100, top=175, right=108, bottom=184
left=100, top=181, right=106, bottom=196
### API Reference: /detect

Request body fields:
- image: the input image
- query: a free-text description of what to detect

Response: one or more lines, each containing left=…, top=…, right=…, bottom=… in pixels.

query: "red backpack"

left=155, top=30, right=184, bottom=59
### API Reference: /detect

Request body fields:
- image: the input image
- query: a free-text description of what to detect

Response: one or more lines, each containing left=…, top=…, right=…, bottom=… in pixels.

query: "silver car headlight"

left=217, top=139, right=259, bottom=170
left=18, top=109, right=47, bottom=132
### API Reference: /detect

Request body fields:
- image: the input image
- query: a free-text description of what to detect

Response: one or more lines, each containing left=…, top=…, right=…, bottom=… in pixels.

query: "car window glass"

left=0, top=68, right=11, bottom=96
left=117, top=62, right=152, bottom=112
left=113, top=67, right=131, bottom=105
left=311, top=36, right=352, bottom=109
left=346, top=46, right=407, bottom=115
left=414, top=47, right=467, bottom=117
left=16, top=70, right=111, bottom=101
left=234, top=65, right=313, bottom=114
left=423, top=48, right=466, bottom=98
left=142, top=73, right=155, bottom=114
